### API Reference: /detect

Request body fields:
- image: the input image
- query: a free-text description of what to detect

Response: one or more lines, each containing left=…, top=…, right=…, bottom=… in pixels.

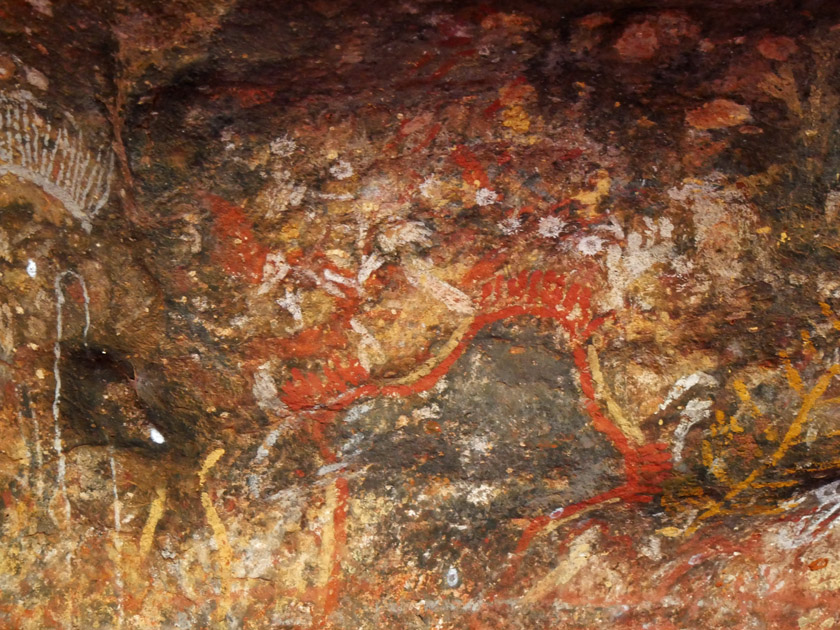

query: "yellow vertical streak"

left=198, top=448, right=226, bottom=485
left=317, top=483, right=338, bottom=596
left=198, top=449, right=232, bottom=622
left=801, top=330, right=816, bottom=354
left=586, top=345, right=644, bottom=444
left=139, top=486, right=167, bottom=556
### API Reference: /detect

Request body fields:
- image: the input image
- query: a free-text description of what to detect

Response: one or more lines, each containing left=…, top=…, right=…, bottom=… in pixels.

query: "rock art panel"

left=2, top=1, right=840, bottom=628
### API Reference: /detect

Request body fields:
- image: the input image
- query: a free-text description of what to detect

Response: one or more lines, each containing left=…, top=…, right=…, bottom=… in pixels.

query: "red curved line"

left=285, top=302, right=586, bottom=412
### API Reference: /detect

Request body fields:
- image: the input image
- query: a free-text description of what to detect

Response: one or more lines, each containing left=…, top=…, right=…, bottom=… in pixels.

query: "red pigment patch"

left=460, top=251, right=509, bottom=287
left=451, top=145, right=490, bottom=188
left=64, top=279, right=87, bottom=305
left=201, top=194, right=268, bottom=283
left=809, top=558, right=829, bottom=571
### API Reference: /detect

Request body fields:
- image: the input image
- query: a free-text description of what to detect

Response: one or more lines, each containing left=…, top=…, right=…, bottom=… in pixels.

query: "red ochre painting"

left=3, top=1, right=840, bottom=628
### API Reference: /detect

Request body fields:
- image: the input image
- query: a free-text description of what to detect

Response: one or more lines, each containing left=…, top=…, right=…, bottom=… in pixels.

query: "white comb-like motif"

left=0, top=92, right=114, bottom=231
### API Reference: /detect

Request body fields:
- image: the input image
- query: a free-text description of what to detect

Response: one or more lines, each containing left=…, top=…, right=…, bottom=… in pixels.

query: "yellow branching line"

left=702, top=439, right=731, bottom=485
left=685, top=363, right=840, bottom=535
left=733, top=379, right=762, bottom=418
left=750, top=480, right=797, bottom=489
left=820, top=302, right=840, bottom=332
left=778, top=351, right=804, bottom=395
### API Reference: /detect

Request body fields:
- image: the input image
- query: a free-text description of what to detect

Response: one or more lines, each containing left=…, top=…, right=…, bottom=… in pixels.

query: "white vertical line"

left=108, top=448, right=124, bottom=629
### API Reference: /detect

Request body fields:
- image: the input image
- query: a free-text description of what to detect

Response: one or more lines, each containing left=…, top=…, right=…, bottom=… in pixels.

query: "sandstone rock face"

left=2, top=1, right=840, bottom=628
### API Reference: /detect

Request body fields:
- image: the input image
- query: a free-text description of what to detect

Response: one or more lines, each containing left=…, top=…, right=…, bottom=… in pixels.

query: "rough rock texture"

left=2, top=0, right=840, bottom=628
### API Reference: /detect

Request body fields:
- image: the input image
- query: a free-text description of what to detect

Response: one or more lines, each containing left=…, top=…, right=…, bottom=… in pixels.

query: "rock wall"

left=2, top=1, right=840, bottom=628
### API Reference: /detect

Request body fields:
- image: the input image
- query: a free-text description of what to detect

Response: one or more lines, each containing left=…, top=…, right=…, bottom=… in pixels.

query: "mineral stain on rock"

left=3, top=0, right=840, bottom=628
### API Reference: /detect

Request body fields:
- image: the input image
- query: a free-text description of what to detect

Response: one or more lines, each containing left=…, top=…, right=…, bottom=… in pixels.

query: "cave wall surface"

left=3, top=0, right=840, bottom=628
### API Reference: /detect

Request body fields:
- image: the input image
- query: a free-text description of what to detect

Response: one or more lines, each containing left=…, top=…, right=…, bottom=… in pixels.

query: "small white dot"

left=445, top=566, right=459, bottom=588
left=26, top=259, right=37, bottom=278
left=149, top=427, right=166, bottom=444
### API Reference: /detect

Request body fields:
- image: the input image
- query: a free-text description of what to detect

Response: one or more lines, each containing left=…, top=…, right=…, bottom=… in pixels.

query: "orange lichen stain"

left=686, top=99, right=751, bottom=130
left=702, top=439, right=731, bottom=484
left=801, top=330, right=817, bottom=355
left=488, top=78, right=536, bottom=135
left=751, top=479, right=797, bottom=489
left=757, top=35, right=798, bottom=61
left=809, top=558, right=830, bottom=571
left=480, top=12, right=536, bottom=36
left=503, top=104, right=531, bottom=133
left=424, top=420, right=442, bottom=434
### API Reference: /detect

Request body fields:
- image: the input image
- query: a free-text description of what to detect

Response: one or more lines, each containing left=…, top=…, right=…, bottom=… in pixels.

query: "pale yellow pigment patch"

left=540, top=497, right=621, bottom=539
left=573, top=170, right=611, bottom=208
left=807, top=556, right=840, bottom=592
left=521, top=528, right=599, bottom=603
left=657, top=526, right=683, bottom=538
